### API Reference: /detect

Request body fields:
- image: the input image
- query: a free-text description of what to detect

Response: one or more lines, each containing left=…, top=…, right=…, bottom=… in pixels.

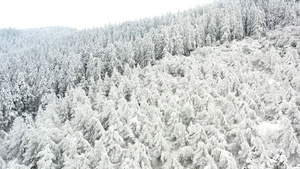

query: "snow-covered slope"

left=2, top=25, right=300, bottom=168
left=1, top=0, right=300, bottom=168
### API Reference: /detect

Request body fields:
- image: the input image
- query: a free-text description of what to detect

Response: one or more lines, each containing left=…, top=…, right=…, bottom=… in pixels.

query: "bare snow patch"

left=257, top=121, right=282, bottom=137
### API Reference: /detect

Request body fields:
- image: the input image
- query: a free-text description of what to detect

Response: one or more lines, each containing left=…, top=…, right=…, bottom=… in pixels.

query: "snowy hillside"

left=1, top=0, right=300, bottom=168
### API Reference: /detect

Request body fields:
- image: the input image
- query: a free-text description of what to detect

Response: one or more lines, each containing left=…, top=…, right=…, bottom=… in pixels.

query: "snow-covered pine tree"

left=36, top=144, right=56, bottom=169
left=211, top=148, right=237, bottom=169
left=161, top=151, right=183, bottom=169
left=5, top=117, right=29, bottom=163
left=193, top=142, right=217, bottom=169
left=187, top=123, right=208, bottom=146
left=277, top=117, right=300, bottom=167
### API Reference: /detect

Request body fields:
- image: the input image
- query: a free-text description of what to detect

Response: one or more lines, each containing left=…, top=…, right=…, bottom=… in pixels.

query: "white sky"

left=0, top=0, right=213, bottom=29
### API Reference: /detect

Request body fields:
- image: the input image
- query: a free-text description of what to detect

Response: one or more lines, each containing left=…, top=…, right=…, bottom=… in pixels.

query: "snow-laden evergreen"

left=1, top=0, right=300, bottom=168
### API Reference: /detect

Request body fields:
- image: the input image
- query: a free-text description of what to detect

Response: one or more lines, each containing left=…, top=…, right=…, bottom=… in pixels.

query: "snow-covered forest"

left=1, top=0, right=300, bottom=168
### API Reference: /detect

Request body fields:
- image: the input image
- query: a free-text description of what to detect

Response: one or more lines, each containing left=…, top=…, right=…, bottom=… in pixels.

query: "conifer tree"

left=193, top=142, right=217, bottom=169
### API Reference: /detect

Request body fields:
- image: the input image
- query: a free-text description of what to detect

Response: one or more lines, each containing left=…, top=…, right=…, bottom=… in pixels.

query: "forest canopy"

left=1, top=0, right=300, bottom=168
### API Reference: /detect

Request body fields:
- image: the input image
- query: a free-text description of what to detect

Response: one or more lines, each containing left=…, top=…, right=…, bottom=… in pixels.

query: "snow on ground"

left=257, top=121, right=282, bottom=138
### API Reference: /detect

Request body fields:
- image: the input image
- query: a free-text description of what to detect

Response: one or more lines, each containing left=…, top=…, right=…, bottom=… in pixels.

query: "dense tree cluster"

left=1, top=0, right=300, bottom=168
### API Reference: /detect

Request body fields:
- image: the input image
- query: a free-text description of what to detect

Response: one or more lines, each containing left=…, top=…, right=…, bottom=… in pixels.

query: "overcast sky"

left=0, top=0, right=214, bottom=29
